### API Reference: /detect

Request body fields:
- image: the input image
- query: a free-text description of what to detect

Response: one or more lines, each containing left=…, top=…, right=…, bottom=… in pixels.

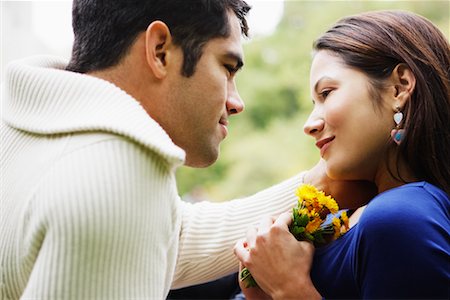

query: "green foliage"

left=246, top=85, right=300, bottom=129
left=176, top=0, right=449, bottom=201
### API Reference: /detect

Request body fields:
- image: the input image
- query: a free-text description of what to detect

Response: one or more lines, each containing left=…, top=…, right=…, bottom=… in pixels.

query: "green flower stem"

left=239, top=267, right=258, bottom=288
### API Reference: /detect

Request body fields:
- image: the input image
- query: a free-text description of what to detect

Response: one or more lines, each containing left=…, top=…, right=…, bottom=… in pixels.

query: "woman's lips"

left=316, top=136, right=335, bottom=157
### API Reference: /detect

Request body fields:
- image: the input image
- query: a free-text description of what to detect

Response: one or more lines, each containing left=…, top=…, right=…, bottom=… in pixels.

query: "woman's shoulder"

left=359, top=181, right=449, bottom=234
left=366, top=181, right=448, bottom=213
left=353, top=183, right=449, bottom=299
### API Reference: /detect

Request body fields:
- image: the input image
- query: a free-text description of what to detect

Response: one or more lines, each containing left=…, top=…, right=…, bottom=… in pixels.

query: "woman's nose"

left=303, top=113, right=324, bottom=136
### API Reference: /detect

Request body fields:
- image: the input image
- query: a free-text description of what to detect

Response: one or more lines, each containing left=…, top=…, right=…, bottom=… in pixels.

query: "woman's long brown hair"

left=314, top=10, right=450, bottom=195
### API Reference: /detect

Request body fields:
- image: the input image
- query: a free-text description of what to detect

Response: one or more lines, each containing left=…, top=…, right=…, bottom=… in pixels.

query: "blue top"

left=311, top=182, right=450, bottom=299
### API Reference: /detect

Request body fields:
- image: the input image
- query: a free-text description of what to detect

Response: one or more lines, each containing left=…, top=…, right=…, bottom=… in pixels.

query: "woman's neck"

left=374, top=153, right=417, bottom=193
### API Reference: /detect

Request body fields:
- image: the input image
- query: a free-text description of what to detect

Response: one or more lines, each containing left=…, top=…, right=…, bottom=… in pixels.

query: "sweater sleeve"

left=19, top=138, right=180, bottom=299
left=171, top=172, right=305, bottom=288
left=356, top=187, right=450, bottom=299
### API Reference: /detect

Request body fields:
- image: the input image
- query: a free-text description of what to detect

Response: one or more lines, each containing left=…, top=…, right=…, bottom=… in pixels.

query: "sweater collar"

left=2, top=55, right=185, bottom=166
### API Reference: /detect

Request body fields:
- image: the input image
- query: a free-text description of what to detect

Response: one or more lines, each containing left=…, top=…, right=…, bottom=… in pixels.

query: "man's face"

left=164, top=11, right=245, bottom=167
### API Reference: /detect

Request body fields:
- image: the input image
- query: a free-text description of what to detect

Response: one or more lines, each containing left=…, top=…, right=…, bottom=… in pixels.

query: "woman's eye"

left=320, top=89, right=332, bottom=99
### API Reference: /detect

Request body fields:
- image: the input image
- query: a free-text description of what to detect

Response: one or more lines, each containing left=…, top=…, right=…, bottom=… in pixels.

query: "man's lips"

left=219, top=117, right=229, bottom=126
left=316, top=136, right=335, bottom=156
left=219, top=117, right=229, bottom=138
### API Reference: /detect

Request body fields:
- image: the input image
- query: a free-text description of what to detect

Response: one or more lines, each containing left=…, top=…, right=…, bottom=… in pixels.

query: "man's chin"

left=184, top=148, right=219, bottom=168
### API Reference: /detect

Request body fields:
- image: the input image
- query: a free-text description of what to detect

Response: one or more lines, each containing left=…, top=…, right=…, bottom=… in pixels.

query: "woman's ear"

left=390, top=63, right=416, bottom=107
left=145, top=21, right=172, bottom=79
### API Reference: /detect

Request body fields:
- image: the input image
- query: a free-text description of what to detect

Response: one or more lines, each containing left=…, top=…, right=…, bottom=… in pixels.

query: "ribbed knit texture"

left=1, top=56, right=303, bottom=299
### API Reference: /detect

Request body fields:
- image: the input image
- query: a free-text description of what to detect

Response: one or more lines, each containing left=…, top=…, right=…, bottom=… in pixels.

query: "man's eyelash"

left=225, top=64, right=238, bottom=74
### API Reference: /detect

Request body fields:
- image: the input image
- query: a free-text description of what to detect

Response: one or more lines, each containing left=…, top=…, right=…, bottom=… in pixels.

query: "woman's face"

left=304, top=50, right=393, bottom=182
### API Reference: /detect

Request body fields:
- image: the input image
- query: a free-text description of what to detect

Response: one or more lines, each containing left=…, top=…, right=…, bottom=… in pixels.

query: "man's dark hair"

left=66, top=0, right=250, bottom=76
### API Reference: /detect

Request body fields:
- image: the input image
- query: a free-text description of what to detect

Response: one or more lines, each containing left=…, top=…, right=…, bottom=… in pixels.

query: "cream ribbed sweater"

left=0, top=56, right=302, bottom=299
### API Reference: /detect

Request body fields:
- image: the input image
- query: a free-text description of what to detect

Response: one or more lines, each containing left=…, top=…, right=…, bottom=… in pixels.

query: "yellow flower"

left=332, top=217, right=342, bottom=238
left=341, top=211, right=349, bottom=227
left=241, top=183, right=348, bottom=289
left=306, top=217, right=322, bottom=233
left=340, top=211, right=349, bottom=234
left=295, top=183, right=345, bottom=240
left=324, top=195, right=339, bottom=214
left=312, top=194, right=325, bottom=211
left=296, top=184, right=319, bottom=202
left=299, top=208, right=309, bottom=216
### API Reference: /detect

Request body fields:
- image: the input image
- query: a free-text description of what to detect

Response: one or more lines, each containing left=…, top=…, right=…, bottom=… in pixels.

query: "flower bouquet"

left=239, top=184, right=349, bottom=288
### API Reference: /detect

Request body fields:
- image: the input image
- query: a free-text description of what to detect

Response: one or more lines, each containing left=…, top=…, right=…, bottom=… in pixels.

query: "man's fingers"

left=258, top=215, right=275, bottom=234
left=273, top=211, right=293, bottom=228
left=234, top=238, right=249, bottom=262
left=246, top=226, right=257, bottom=246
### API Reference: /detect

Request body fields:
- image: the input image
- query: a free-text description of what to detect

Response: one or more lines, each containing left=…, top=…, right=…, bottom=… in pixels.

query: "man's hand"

left=237, top=262, right=271, bottom=300
left=305, top=159, right=378, bottom=209
left=234, top=213, right=321, bottom=300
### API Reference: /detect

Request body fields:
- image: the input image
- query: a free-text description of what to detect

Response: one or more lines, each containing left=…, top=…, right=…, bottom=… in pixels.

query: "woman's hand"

left=234, top=212, right=321, bottom=300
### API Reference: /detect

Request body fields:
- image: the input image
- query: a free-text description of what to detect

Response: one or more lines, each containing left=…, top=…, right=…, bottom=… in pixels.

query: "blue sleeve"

left=356, top=188, right=450, bottom=299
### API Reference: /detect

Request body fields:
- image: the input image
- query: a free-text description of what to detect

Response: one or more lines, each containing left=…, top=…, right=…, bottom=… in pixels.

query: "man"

left=1, top=0, right=375, bottom=299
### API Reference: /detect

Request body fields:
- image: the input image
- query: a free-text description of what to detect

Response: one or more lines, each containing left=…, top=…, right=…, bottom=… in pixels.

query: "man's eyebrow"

left=224, top=51, right=244, bottom=71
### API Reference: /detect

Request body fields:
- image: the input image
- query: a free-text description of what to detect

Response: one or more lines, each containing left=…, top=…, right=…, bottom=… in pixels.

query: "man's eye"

left=224, top=64, right=236, bottom=75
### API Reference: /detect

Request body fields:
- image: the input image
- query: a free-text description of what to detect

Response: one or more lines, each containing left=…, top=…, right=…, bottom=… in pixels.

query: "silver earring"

left=390, top=106, right=405, bottom=145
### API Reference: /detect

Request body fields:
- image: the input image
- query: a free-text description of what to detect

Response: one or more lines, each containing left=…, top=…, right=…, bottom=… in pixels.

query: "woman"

left=234, top=10, right=449, bottom=299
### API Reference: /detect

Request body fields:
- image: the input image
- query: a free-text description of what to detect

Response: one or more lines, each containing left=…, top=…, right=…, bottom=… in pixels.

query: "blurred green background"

left=176, top=0, right=449, bottom=202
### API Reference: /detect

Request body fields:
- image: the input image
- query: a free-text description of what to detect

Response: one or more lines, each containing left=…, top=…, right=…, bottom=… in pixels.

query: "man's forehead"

left=199, top=11, right=245, bottom=63
left=205, top=30, right=244, bottom=60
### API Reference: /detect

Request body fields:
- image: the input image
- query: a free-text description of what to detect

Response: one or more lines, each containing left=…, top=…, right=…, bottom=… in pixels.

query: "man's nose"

left=227, top=83, right=244, bottom=115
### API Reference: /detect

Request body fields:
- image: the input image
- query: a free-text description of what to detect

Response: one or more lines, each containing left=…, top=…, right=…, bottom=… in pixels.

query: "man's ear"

left=145, top=21, right=172, bottom=79
left=390, top=63, right=416, bottom=107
